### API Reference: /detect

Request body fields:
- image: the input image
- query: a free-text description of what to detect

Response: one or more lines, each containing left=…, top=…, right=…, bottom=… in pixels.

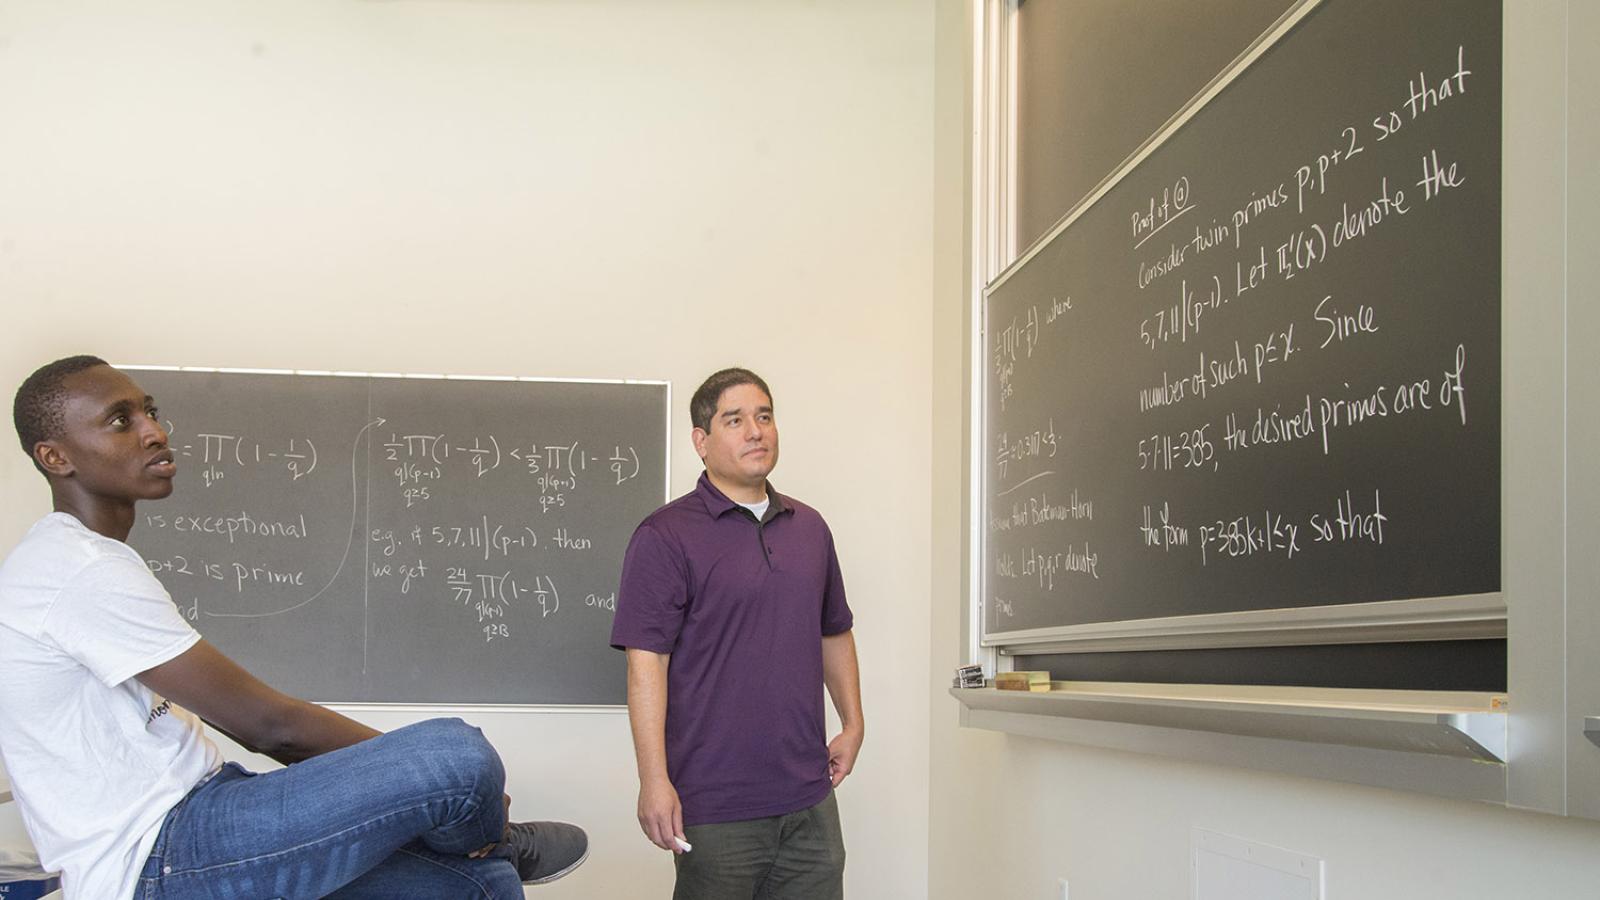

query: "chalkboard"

left=122, top=369, right=668, bottom=704
left=983, top=0, right=1501, bottom=639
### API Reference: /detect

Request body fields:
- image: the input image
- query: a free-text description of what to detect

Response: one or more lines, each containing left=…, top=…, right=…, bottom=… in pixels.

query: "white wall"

left=0, top=2, right=933, bottom=897
left=929, top=2, right=1600, bottom=899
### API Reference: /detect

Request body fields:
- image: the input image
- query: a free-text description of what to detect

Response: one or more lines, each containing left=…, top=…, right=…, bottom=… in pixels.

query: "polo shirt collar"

left=695, top=471, right=791, bottom=521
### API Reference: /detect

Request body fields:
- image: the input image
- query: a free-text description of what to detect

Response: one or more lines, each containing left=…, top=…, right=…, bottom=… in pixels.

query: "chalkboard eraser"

left=954, top=663, right=986, bottom=689
left=993, top=671, right=1052, bottom=691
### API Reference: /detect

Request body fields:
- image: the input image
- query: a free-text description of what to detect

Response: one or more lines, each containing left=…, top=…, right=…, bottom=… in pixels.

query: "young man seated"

left=0, top=356, right=587, bottom=899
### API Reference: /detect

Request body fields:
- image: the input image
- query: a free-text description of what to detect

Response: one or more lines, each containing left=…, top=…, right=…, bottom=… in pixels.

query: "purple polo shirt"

left=610, top=472, right=853, bottom=826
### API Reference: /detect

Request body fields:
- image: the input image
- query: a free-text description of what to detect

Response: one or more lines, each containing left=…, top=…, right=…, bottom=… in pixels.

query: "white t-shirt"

left=737, top=496, right=771, bottom=521
left=0, top=513, right=222, bottom=900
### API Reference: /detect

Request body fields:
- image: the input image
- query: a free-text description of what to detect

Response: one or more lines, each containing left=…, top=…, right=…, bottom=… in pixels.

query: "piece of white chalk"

left=675, top=836, right=693, bottom=852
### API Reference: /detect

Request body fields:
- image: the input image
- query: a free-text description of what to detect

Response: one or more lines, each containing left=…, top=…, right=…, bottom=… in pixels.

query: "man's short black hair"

left=14, top=355, right=109, bottom=474
left=690, top=368, right=773, bottom=432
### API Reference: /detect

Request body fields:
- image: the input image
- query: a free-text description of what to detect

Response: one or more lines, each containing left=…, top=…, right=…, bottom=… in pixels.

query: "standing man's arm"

left=821, top=629, right=864, bottom=787
left=627, top=647, right=685, bottom=852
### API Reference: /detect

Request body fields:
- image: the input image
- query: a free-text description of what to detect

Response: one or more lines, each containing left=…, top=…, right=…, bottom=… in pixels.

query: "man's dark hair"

left=14, top=355, right=109, bottom=473
left=690, top=368, right=773, bottom=432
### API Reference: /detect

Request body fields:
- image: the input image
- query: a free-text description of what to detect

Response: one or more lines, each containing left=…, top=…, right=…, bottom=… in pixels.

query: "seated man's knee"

left=394, top=718, right=504, bottom=781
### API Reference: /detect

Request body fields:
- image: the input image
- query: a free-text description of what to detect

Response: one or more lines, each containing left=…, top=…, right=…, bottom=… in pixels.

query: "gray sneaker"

left=500, top=821, right=589, bottom=885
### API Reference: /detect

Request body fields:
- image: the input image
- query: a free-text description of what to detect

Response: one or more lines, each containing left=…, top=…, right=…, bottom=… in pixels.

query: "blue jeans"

left=136, top=718, right=524, bottom=900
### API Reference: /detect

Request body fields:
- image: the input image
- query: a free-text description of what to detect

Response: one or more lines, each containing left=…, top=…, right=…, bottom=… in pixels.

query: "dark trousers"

left=673, top=791, right=846, bottom=900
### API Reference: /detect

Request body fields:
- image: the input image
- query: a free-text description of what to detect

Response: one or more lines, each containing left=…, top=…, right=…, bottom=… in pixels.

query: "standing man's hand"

left=638, top=775, right=686, bottom=852
left=827, top=726, right=864, bottom=787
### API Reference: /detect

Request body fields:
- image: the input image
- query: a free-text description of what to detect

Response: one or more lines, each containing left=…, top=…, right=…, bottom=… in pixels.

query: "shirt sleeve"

left=42, top=553, right=202, bottom=688
left=610, top=522, right=692, bottom=653
left=819, top=523, right=854, bottom=636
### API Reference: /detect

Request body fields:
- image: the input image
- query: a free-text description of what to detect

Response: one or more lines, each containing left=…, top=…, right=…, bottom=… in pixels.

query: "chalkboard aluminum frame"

left=972, top=0, right=1506, bottom=657
left=119, top=364, right=672, bottom=709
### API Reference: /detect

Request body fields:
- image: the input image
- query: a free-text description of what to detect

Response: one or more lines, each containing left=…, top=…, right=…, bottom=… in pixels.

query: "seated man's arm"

left=138, top=639, right=380, bottom=765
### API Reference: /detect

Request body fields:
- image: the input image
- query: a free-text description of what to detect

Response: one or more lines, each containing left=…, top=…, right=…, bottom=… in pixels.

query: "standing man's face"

left=693, top=383, right=779, bottom=495
left=41, top=365, right=176, bottom=504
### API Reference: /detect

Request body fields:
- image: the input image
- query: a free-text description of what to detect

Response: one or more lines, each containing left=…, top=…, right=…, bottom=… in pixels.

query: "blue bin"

left=0, top=877, right=59, bottom=899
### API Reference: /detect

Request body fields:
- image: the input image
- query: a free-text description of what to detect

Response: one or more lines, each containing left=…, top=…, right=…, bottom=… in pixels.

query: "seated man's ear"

left=34, top=441, right=75, bottom=478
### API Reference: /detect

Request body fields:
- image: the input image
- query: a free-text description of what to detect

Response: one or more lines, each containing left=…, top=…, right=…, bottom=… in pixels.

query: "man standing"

left=611, top=368, right=864, bottom=899
left=0, top=355, right=588, bottom=899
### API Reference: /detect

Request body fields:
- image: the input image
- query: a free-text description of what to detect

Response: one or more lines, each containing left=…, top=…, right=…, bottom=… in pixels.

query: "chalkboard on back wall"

left=123, top=368, right=668, bottom=704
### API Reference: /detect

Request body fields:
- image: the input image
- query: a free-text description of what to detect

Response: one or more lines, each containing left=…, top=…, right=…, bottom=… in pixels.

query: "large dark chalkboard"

left=984, top=0, right=1501, bottom=637
left=122, top=369, right=667, bottom=704
left=1015, top=0, right=1299, bottom=252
